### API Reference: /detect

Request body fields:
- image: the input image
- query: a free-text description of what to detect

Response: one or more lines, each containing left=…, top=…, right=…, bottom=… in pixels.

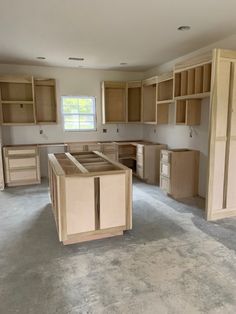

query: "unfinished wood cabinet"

left=175, top=99, right=201, bottom=125
left=160, top=149, right=199, bottom=199
left=174, top=54, right=212, bottom=100
left=127, top=81, right=142, bottom=123
left=48, top=151, right=132, bottom=244
left=0, top=76, right=36, bottom=125
left=3, top=145, right=40, bottom=186
left=136, top=143, right=167, bottom=184
left=0, top=75, right=57, bottom=125
left=207, top=49, right=236, bottom=220
left=101, top=143, right=118, bottom=161
left=0, top=127, right=4, bottom=190
left=34, top=79, right=57, bottom=124
left=142, top=77, right=157, bottom=124
left=102, top=81, right=126, bottom=123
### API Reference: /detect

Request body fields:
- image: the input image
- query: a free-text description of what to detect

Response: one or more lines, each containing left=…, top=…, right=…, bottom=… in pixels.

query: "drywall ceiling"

left=0, top=0, right=236, bottom=71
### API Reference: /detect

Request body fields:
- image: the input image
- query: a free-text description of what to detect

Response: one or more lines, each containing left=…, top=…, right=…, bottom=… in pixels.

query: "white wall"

left=0, top=64, right=144, bottom=145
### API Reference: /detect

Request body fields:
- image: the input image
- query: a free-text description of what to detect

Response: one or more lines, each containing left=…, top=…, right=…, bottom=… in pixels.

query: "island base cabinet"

left=48, top=152, right=132, bottom=245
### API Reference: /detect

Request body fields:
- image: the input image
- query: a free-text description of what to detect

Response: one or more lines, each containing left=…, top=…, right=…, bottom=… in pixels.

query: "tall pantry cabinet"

left=207, top=49, right=236, bottom=220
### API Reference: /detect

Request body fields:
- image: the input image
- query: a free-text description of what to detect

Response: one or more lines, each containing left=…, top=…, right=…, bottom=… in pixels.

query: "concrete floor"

left=1, top=179, right=236, bottom=314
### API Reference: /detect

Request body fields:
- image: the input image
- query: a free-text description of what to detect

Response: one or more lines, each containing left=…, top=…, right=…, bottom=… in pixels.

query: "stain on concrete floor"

left=0, top=178, right=236, bottom=313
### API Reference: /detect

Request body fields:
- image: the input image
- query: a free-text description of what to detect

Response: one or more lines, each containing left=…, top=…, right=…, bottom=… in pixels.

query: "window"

left=62, top=96, right=96, bottom=131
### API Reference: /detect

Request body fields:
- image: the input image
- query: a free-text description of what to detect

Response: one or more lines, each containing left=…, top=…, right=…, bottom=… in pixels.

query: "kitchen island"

left=48, top=151, right=132, bottom=245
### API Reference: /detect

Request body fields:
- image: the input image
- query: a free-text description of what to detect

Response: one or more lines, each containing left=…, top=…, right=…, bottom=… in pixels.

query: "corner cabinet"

left=0, top=76, right=57, bottom=125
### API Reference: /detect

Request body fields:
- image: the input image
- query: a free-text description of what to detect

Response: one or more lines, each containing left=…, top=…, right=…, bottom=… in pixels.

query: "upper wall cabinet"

left=34, top=79, right=57, bottom=124
left=0, top=75, right=57, bottom=126
left=174, top=53, right=212, bottom=100
left=102, top=81, right=126, bottom=124
left=142, top=77, right=157, bottom=124
left=127, top=81, right=142, bottom=123
left=102, top=80, right=142, bottom=124
left=0, top=76, right=35, bottom=125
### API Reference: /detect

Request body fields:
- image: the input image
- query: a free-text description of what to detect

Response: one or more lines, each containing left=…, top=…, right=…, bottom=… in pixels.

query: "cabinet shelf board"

left=157, top=99, right=173, bottom=104
left=1, top=100, right=34, bottom=104
left=175, top=92, right=210, bottom=100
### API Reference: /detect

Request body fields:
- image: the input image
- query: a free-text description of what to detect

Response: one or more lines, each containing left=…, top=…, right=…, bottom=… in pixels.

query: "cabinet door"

left=99, top=174, right=126, bottom=229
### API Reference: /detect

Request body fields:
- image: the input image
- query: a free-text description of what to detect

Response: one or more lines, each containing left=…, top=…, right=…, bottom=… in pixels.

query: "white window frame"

left=61, top=96, right=97, bottom=132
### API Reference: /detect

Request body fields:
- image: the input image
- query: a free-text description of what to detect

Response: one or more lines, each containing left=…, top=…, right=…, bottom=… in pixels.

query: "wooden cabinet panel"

left=65, top=177, right=95, bottom=235
left=6, top=147, right=37, bottom=156
left=3, top=145, right=40, bottom=186
left=9, top=157, right=36, bottom=168
left=9, top=169, right=37, bottom=182
left=99, top=174, right=126, bottom=229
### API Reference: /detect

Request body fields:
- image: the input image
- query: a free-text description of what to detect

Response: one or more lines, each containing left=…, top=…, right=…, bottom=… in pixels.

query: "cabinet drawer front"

left=160, top=162, right=170, bottom=178
left=137, top=145, right=144, bottom=154
left=160, top=176, right=170, bottom=193
left=137, top=164, right=144, bottom=178
left=7, top=147, right=37, bottom=156
left=67, top=144, right=85, bottom=153
left=136, top=153, right=143, bottom=166
left=161, top=151, right=170, bottom=163
left=9, top=157, right=36, bottom=169
left=10, top=169, right=37, bottom=182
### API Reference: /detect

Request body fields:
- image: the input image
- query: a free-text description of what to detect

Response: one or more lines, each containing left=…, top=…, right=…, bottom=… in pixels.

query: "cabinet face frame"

left=206, top=49, right=236, bottom=220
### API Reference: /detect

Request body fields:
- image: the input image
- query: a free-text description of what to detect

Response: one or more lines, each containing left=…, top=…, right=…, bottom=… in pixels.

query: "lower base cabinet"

left=160, top=149, right=199, bottom=198
left=3, top=146, right=40, bottom=187
left=48, top=151, right=132, bottom=245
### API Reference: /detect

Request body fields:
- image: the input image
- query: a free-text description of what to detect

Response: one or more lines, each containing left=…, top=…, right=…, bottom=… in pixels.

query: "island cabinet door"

left=99, top=173, right=126, bottom=229
left=65, top=177, right=96, bottom=235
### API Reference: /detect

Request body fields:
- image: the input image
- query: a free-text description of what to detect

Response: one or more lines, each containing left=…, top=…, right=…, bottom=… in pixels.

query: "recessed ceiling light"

left=68, top=57, right=84, bottom=61
left=177, top=25, right=191, bottom=31
left=36, top=57, right=46, bottom=60
left=120, top=62, right=127, bottom=65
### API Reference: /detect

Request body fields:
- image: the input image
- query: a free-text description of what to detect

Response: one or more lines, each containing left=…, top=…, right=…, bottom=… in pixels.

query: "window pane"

left=79, top=121, right=95, bottom=129
left=62, top=97, right=96, bottom=131
left=79, top=115, right=94, bottom=122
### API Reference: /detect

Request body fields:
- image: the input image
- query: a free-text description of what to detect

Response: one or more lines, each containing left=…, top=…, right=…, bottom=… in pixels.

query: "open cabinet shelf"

left=0, top=76, right=57, bottom=126
left=127, top=81, right=142, bottom=123
left=175, top=99, right=201, bottom=125
left=142, top=77, right=157, bottom=124
left=34, top=79, right=57, bottom=124
left=174, top=62, right=212, bottom=99
left=102, top=81, right=126, bottom=123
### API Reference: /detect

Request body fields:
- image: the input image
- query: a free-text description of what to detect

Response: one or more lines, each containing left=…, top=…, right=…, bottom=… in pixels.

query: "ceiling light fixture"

left=68, top=57, right=84, bottom=61
left=177, top=25, right=191, bottom=31
left=36, top=57, right=46, bottom=60
left=120, top=62, right=127, bottom=65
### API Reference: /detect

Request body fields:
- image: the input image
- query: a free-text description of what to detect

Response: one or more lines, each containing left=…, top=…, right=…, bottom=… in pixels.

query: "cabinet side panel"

left=65, top=177, right=95, bottom=235
left=99, top=174, right=126, bottom=229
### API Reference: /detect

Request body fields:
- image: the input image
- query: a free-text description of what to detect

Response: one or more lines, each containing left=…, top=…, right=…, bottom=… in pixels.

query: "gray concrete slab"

left=0, top=178, right=236, bottom=314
